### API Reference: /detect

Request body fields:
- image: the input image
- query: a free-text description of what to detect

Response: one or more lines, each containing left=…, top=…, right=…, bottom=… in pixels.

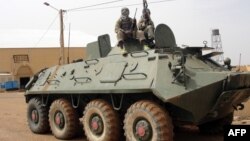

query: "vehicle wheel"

left=124, top=100, right=173, bottom=141
left=83, top=99, right=120, bottom=141
left=199, top=112, right=233, bottom=134
left=49, top=98, right=79, bottom=139
left=27, top=98, right=50, bottom=133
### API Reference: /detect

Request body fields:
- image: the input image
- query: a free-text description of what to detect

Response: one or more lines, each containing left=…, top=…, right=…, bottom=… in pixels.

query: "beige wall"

left=0, top=47, right=85, bottom=80
left=233, top=65, right=250, bottom=72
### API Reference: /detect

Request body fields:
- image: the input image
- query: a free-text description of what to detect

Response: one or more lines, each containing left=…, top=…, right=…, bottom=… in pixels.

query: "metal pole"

left=59, top=9, right=65, bottom=65
left=67, top=23, right=71, bottom=64
left=239, top=53, right=241, bottom=71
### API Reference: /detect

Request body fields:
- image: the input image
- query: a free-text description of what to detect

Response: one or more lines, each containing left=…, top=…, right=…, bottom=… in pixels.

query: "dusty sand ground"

left=0, top=92, right=249, bottom=141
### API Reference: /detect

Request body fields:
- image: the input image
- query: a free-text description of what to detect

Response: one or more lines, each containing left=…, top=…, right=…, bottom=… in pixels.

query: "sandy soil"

left=0, top=92, right=249, bottom=141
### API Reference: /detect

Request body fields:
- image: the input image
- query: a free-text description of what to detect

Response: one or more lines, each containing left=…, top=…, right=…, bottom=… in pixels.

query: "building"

left=233, top=65, right=250, bottom=72
left=0, top=47, right=85, bottom=89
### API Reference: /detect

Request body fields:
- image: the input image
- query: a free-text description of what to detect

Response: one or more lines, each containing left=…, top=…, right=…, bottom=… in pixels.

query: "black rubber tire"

left=27, top=98, right=50, bottom=134
left=199, top=112, right=234, bottom=134
left=124, top=100, right=173, bottom=141
left=49, top=99, right=79, bottom=140
left=83, top=99, right=120, bottom=141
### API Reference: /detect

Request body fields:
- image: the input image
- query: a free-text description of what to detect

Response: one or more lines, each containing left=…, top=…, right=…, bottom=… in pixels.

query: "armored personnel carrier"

left=25, top=24, right=250, bottom=141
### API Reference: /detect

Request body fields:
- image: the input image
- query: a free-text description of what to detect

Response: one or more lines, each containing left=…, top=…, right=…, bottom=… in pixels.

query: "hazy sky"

left=0, top=0, right=250, bottom=65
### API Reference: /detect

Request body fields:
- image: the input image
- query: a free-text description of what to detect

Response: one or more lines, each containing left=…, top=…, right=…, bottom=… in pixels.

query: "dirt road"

left=0, top=92, right=248, bottom=141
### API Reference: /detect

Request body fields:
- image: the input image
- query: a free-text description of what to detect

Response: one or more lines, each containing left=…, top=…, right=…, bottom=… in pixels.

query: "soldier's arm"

left=115, top=19, right=122, bottom=33
left=138, top=19, right=145, bottom=30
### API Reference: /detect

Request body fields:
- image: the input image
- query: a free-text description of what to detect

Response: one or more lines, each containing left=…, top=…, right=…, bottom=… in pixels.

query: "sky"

left=0, top=0, right=250, bottom=65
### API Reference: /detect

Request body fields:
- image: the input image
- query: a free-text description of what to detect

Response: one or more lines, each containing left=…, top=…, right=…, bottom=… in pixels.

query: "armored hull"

left=25, top=24, right=250, bottom=141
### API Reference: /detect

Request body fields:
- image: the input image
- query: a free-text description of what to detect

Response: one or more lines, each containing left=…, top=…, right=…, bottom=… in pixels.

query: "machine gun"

left=143, top=0, right=148, bottom=9
left=142, top=0, right=150, bottom=19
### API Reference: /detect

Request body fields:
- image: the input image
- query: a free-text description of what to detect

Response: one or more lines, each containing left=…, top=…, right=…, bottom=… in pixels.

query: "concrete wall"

left=0, top=47, right=85, bottom=88
left=0, top=47, right=85, bottom=74
left=233, top=65, right=250, bottom=72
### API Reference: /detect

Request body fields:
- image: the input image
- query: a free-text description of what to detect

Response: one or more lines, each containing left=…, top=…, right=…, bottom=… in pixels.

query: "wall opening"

left=16, top=65, right=33, bottom=90
left=20, top=77, right=30, bottom=89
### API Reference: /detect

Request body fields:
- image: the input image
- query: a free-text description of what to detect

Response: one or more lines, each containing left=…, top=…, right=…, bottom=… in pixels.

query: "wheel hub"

left=54, top=111, right=65, bottom=129
left=91, top=120, right=99, bottom=130
left=137, top=126, right=146, bottom=137
left=90, top=115, right=103, bottom=135
left=134, top=119, right=152, bottom=141
left=31, top=109, right=39, bottom=123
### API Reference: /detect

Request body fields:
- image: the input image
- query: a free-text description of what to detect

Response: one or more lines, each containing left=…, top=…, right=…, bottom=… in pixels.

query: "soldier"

left=138, top=8, right=155, bottom=49
left=115, top=7, right=145, bottom=53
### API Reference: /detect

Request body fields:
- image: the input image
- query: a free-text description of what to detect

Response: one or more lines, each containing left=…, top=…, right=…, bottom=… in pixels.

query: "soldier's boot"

left=144, top=45, right=150, bottom=50
left=121, top=47, right=127, bottom=54
left=118, top=41, right=128, bottom=56
left=148, top=39, right=155, bottom=49
left=141, top=40, right=150, bottom=50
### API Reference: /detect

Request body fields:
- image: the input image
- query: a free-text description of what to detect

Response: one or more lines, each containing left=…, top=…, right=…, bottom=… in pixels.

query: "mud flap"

left=216, top=89, right=250, bottom=108
left=203, top=88, right=250, bottom=122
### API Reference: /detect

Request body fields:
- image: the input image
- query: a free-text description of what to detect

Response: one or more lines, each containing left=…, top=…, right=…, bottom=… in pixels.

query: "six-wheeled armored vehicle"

left=25, top=24, right=250, bottom=141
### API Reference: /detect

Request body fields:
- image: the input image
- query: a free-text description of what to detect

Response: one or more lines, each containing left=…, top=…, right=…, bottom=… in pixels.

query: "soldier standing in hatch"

left=138, top=8, right=155, bottom=49
left=115, top=7, right=145, bottom=53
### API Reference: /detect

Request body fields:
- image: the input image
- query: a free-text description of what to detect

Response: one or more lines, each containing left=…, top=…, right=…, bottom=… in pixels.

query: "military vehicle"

left=25, top=23, right=250, bottom=141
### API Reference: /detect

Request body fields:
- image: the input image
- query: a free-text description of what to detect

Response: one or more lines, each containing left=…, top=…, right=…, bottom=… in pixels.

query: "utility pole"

left=43, top=1, right=125, bottom=65
left=59, top=9, right=65, bottom=65
left=44, top=2, right=66, bottom=65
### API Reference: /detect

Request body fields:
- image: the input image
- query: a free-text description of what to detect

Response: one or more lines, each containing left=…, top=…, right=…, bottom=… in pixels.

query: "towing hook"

left=233, top=103, right=244, bottom=111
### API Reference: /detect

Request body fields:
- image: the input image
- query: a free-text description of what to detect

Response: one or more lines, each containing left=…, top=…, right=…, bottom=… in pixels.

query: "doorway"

left=20, top=77, right=30, bottom=89
left=16, top=65, right=33, bottom=90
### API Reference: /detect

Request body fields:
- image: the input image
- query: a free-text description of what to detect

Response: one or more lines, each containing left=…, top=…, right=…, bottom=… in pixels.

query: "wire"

left=67, top=0, right=123, bottom=11
left=34, top=13, right=59, bottom=47
left=71, top=0, right=175, bottom=12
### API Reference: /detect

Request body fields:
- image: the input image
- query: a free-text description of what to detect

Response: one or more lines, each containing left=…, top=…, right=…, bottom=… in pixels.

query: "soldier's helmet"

left=224, top=57, right=231, bottom=66
left=121, top=7, right=129, bottom=18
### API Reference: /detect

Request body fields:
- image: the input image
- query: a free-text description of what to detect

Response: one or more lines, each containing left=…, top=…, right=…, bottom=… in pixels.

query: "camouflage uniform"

left=115, top=7, right=145, bottom=48
left=138, top=8, right=155, bottom=47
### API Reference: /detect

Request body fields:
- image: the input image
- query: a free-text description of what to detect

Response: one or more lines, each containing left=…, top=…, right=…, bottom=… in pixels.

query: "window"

left=13, top=54, right=29, bottom=63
